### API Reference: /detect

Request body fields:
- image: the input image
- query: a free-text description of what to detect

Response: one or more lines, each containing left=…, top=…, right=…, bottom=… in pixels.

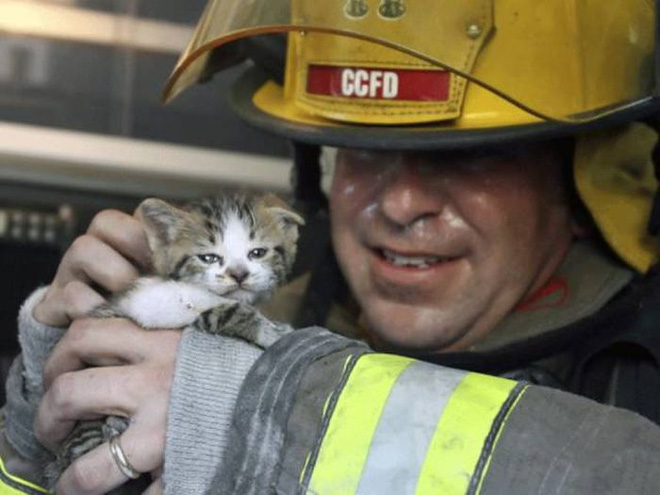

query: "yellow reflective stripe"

left=415, top=373, right=518, bottom=495
left=308, top=354, right=414, bottom=495
left=0, top=484, right=24, bottom=495
left=355, top=362, right=467, bottom=494
left=299, top=355, right=357, bottom=488
left=474, top=385, right=529, bottom=494
left=0, top=456, right=47, bottom=494
left=0, top=482, right=28, bottom=495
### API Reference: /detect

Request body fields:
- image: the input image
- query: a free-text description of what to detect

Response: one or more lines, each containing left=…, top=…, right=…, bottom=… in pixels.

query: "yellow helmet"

left=165, top=0, right=658, bottom=148
left=163, top=0, right=660, bottom=271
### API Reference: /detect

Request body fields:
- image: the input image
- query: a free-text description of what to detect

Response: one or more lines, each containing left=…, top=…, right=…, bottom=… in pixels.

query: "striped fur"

left=47, top=193, right=304, bottom=492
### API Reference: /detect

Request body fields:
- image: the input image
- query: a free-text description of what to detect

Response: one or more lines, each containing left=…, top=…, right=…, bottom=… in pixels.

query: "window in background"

left=0, top=0, right=290, bottom=156
left=0, top=0, right=293, bottom=375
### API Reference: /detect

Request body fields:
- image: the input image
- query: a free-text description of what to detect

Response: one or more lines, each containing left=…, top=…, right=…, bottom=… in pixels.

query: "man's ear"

left=570, top=211, right=596, bottom=239
left=136, top=198, right=188, bottom=253
left=571, top=219, right=589, bottom=239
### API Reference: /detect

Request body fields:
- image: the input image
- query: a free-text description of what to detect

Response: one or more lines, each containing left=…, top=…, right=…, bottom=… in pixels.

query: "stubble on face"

left=329, top=144, right=575, bottom=353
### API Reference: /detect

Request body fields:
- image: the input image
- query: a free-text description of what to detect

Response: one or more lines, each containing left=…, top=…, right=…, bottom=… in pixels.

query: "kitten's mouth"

left=212, top=287, right=240, bottom=296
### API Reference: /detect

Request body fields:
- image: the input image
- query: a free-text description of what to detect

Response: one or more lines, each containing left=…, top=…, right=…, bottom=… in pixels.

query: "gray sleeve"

left=5, top=287, right=66, bottom=462
left=163, top=328, right=263, bottom=495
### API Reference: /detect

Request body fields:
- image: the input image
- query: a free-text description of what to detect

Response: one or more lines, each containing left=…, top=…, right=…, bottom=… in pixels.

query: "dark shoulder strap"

left=568, top=270, right=660, bottom=423
left=416, top=270, right=660, bottom=423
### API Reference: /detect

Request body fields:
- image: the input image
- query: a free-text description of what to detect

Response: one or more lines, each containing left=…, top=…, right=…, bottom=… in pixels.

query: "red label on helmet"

left=306, top=65, right=450, bottom=101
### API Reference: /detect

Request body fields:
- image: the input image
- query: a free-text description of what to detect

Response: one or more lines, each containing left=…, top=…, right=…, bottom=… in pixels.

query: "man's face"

left=329, top=144, right=576, bottom=353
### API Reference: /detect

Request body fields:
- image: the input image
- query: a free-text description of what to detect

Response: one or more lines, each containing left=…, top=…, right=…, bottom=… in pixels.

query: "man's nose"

left=377, top=159, right=445, bottom=228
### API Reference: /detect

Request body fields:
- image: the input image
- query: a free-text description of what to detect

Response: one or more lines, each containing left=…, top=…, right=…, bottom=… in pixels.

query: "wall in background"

left=0, top=0, right=296, bottom=378
left=0, top=0, right=290, bottom=156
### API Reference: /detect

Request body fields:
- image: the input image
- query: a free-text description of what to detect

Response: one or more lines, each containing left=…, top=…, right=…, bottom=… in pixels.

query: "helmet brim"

left=232, top=67, right=660, bottom=150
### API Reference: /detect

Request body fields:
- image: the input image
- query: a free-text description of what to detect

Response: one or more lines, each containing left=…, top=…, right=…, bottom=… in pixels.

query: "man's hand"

left=35, top=317, right=180, bottom=495
left=32, top=210, right=151, bottom=328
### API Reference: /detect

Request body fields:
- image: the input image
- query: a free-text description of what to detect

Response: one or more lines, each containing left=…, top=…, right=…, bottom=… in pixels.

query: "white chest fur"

left=117, top=277, right=225, bottom=329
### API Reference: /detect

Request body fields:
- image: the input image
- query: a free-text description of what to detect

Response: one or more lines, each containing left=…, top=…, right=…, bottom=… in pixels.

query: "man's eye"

left=248, top=248, right=268, bottom=260
left=197, top=254, right=222, bottom=264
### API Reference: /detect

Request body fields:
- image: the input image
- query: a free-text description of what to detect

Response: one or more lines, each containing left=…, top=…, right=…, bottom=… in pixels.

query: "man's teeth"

left=381, top=249, right=447, bottom=268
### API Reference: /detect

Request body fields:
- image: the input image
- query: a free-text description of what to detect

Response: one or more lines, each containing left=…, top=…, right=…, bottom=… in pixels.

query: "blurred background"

left=0, top=0, right=294, bottom=398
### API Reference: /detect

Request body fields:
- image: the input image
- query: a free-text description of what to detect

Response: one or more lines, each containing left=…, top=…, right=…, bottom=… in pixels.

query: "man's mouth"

left=378, top=248, right=455, bottom=268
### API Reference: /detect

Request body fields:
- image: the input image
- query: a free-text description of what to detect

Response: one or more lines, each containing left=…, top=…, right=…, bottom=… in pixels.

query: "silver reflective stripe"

left=355, top=362, right=467, bottom=495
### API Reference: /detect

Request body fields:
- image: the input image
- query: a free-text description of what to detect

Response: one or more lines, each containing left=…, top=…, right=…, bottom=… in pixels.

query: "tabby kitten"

left=46, top=193, right=304, bottom=493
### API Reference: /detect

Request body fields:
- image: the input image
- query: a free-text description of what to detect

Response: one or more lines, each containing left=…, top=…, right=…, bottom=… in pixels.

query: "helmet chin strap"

left=292, top=142, right=326, bottom=210
left=289, top=141, right=349, bottom=329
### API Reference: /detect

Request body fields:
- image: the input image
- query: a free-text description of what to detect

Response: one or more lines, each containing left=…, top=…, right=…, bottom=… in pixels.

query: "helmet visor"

left=164, top=0, right=657, bottom=124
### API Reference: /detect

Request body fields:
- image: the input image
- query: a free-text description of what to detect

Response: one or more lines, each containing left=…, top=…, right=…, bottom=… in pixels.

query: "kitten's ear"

left=261, top=194, right=306, bottom=230
left=136, top=198, right=188, bottom=252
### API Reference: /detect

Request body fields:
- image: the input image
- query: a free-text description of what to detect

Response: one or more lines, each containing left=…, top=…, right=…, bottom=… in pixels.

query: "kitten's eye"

left=197, top=253, right=223, bottom=264
left=248, top=247, right=268, bottom=260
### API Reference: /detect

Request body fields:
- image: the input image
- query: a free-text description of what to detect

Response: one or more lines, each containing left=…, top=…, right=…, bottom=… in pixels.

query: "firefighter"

left=3, top=1, right=660, bottom=493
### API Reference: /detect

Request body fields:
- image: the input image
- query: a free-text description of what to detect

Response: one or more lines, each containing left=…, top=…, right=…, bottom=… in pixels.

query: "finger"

left=88, top=209, right=152, bottom=271
left=55, top=424, right=164, bottom=495
left=36, top=366, right=140, bottom=451
left=150, top=466, right=163, bottom=480
left=33, top=281, right=105, bottom=328
left=143, top=477, right=164, bottom=495
left=44, top=319, right=149, bottom=388
left=55, top=234, right=141, bottom=292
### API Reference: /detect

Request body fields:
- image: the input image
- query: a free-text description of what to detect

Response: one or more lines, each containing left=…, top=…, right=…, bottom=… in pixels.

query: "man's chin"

left=362, top=302, right=470, bottom=354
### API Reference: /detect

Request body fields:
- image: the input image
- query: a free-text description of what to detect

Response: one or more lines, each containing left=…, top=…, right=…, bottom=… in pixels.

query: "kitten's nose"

left=228, top=268, right=249, bottom=284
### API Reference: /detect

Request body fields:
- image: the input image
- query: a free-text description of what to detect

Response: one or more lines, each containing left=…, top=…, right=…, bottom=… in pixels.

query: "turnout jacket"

left=2, top=240, right=660, bottom=494
left=212, top=328, right=660, bottom=494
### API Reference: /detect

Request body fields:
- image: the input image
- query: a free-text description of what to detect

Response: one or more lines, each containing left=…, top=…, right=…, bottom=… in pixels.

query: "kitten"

left=45, top=192, right=304, bottom=493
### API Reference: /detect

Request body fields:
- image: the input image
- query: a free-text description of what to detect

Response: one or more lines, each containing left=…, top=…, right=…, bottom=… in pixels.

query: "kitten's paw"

left=194, top=299, right=241, bottom=335
left=194, top=302, right=292, bottom=349
left=118, top=278, right=223, bottom=329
